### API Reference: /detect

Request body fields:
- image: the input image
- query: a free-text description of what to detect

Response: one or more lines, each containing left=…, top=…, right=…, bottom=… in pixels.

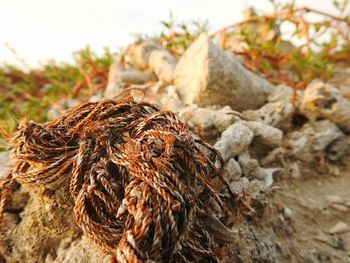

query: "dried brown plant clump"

left=0, top=97, right=236, bottom=262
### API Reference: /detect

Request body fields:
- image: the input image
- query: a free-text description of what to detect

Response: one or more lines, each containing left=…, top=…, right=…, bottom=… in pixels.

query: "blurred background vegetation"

left=0, top=0, right=349, bottom=150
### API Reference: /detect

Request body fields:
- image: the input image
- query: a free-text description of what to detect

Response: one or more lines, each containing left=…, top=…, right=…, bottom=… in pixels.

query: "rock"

left=179, top=105, right=240, bottom=133
left=118, top=67, right=153, bottom=85
left=0, top=213, right=19, bottom=232
left=325, top=137, right=349, bottom=162
left=262, top=168, right=277, bottom=187
left=238, top=152, right=259, bottom=177
left=157, top=86, right=183, bottom=112
left=196, top=210, right=238, bottom=244
left=223, top=158, right=242, bottom=182
left=238, top=152, right=279, bottom=187
left=288, top=120, right=347, bottom=162
left=104, top=61, right=154, bottom=98
left=243, top=85, right=295, bottom=129
left=328, top=222, right=350, bottom=234
left=173, top=33, right=273, bottom=111
left=314, top=232, right=334, bottom=246
left=214, top=122, right=254, bottom=161
left=125, top=39, right=177, bottom=83
left=104, top=80, right=122, bottom=99
left=0, top=150, right=11, bottom=179
left=313, top=126, right=344, bottom=151
left=314, top=231, right=345, bottom=250
left=260, top=147, right=286, bottom=166
left=6, top=187, right=29, bottom=211
left=329, top=67, right=350, bottom=97
left=283, top=207, right=292, bottom=219
left=148, top=50, right=177, bottom=83
left=141, top=82, right=183, bottom=112
left=300, top=80, right=350, bottom=132
left=243, top=101, right=294, bottom=129
left=89, top=92, right=103, bottom=103
left=54, top=237, right=110, bottom=263
left=47, top=108, right=61, bottom=121
left=2, top=188, right=82, bottom=262
left=333, top=237, right=346, bottom=250
left=245, top=121, right=283, bottom=148
left=0, top=150, right=11, bottom=166
left=125, top=39, right=160, bottom=70
left=268, top=85, right=294, bottom=103
left=289, top=162, right=301, bottom=179
left=61, top=99, right=80, bottom=109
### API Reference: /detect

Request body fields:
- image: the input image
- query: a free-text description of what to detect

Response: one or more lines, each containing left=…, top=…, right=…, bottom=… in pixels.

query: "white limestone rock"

left=214, top=122, right=254, bottom=162
left=104, top=62, right=154, bottom=98
left=245, top=121, right=283, bottom=149
left=174, top=33, right=273, bottom=111
left=300, top=80, right=350, bottom=132
left=179, top=105, right=240, bottom=133
left=125, top=39, right=177, bottom=83
left=223, top=158, right=242, bottom=182
left=288, top=120, right=348, bottom=162
left=243, top=85, right=295, bottom=128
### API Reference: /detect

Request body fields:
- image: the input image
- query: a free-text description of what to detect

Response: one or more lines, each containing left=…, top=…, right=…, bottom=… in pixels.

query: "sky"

left=0, top=0, right=340, bottom=67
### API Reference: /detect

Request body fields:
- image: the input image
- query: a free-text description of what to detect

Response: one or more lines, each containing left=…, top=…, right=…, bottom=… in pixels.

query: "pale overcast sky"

left=0, top=0, right=339, bottom=67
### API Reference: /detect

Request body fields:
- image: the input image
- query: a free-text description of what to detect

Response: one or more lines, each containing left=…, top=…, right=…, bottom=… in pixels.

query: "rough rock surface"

left=173, top=33, right=274, bottom=111
left=125, top=39, right=160, bottom=70
left=288, top=120, right=348, bottom=162
left=125, top=39, right=177, bottom=83
left=243, top=85, right=295, bottom=129
left=329, top=67, right=350, bottom=97
left=223, top=158, right=242, bottom=182
left=104, top=61, right=154, bottom=98
left=0, top=175, right=84, bottom=262
left=214, top=122, right=254, bottom=161
left=300, top=80, right=350, bottom=132
left=245, top=121, right=283, bottom=149
left=148, top=49, right=177, bottom=83
left=179, top=105, right=240, bottom=133
left=0, top=151, right=11, bottom=179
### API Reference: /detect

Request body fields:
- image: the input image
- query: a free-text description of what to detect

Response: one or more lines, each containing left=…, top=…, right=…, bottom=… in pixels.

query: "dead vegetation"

left=0, top=97, right=250, bottom=262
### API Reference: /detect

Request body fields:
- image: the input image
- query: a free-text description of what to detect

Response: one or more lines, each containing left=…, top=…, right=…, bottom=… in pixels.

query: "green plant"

left=213, top=0, right=350, bottom=96
left=0, top=46, right=115, bottom=144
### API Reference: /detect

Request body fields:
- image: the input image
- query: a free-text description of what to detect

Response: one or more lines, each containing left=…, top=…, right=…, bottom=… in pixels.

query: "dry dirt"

left=253, top=160, right=350, bottom=263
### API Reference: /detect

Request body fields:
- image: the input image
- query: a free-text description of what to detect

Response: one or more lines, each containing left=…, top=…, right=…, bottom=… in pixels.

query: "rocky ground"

left=1, top=33, right=350, bottom=262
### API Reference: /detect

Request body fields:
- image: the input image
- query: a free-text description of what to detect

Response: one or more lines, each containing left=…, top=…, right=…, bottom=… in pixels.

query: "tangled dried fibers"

left=0, top=97, right=237, bottom=262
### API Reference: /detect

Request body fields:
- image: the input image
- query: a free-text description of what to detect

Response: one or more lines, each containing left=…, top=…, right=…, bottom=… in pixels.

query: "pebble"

left=284, top=225, right=294, bottom=236
left=289, top=162, right=300, bottom=179
left=331, top=204, right=349, bottom=212
left=283, top=207, right=293, bottom=219
left=328, top=222, right=350, bottom=234
left=333, top=238, right=345, bottom=250
left=316, top=181, right=323, bottom=187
